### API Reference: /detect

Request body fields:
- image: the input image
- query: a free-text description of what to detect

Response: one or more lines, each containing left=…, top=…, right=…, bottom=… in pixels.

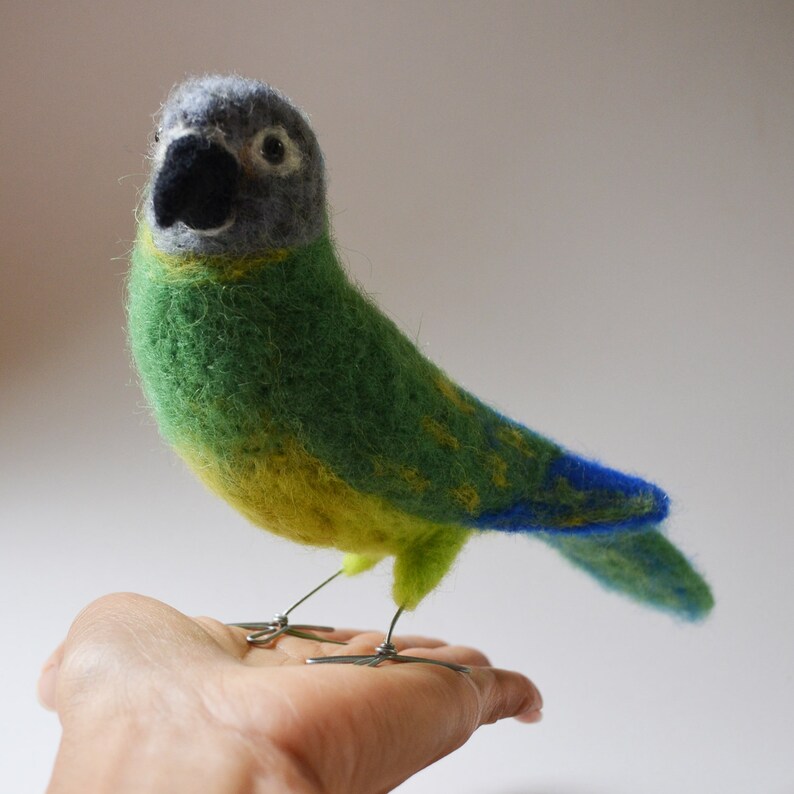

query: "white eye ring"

left=249, top=126, right=303, bottom=176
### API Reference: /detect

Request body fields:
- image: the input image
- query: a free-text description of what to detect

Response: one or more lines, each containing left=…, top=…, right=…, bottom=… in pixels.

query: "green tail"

left=540, top=528, right=714, bottom=620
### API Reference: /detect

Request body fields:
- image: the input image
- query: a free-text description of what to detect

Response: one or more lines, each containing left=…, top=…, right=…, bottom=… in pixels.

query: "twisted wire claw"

left=307, top=641, right=470, bottom=673
left=230, top=613, right=347, bottom=646
left=228, top=569, right=347, bottom=647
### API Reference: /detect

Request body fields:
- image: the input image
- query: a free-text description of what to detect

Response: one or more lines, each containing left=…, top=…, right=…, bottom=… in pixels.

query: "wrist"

left=47, top=711, right=318, bottom=794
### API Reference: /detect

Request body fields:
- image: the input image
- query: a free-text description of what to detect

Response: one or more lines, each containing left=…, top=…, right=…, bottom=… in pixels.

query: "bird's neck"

left=136, top=223, right=334, bottom=284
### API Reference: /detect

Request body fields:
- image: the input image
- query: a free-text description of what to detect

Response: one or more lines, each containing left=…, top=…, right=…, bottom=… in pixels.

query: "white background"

left=2, top=2, right=792, bottom=791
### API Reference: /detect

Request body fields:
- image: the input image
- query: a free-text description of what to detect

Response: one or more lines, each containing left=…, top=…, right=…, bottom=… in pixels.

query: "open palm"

left=40, top=594, right=542, bottom=793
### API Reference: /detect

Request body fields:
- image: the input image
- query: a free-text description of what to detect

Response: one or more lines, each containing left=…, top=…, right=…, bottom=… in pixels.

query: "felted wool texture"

left=129, top=229, right=668, bottom=535
left=147, top=74, right=326, bottom=257
left=129, top=230, right=473, bottom=608
left=541, top=530, right=714, bottom=620
left=129, top=225, right=694, bottom=612
left=153, top=135, right=240, bottom=230
left=474, top=451, right=669, bottom=534
left=129, top=74, right=713, bottom=616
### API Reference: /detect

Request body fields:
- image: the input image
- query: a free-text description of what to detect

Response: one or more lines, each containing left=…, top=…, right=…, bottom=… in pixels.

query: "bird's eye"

left=262, top=135, right=285, bottom=165
left=250, top=126, right=302, bottom=176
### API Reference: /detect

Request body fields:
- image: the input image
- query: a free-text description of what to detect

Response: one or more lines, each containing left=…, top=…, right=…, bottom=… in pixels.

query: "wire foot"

left=306, top=605, right=470, bottom=672
left=307, top=640, right=470, bottom=672
left=228, top=569, right=346, bottom=647
left=230, top=613, right=346, bottom=646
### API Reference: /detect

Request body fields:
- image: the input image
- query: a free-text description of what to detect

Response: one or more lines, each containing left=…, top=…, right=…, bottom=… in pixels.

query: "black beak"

left=153, top=136, right=240, bottom=230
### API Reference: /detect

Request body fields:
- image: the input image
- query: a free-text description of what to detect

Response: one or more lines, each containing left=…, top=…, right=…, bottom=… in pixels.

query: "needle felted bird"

left=128, top=75, right=713, bottom=666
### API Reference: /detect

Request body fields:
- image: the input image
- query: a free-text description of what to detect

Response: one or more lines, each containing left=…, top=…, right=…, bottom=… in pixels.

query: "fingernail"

left=515, top=687, right=543, bottom=723
left=515, top=707, right=543, bottom=724
left=37, top=662, right=58, bottom=711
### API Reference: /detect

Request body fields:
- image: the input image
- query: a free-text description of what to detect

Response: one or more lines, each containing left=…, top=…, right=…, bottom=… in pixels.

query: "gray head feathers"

left=146, top=74, right=326, bottom=256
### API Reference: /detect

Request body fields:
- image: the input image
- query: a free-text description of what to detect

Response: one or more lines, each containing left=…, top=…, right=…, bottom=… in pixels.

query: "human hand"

left=39, top=593, right=542, bottom=793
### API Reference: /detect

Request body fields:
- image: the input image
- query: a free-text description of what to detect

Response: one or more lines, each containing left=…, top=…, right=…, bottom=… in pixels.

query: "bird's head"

left=144, top=75, right=326, bottom=256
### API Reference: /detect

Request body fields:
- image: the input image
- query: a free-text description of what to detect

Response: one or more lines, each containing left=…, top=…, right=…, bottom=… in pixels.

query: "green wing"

left=258, top=235, right=563, bottom=524
left=259, top=235, right=665, bottom=533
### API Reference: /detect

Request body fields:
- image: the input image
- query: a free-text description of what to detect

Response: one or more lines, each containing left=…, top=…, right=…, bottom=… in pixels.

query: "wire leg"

left=230, top=569, right=347, bottom=646
left=306, top=604, right=470, bottom=673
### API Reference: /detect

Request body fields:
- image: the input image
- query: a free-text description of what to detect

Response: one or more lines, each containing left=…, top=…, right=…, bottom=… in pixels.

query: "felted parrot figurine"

left=128, top=75, right=712, bottom=668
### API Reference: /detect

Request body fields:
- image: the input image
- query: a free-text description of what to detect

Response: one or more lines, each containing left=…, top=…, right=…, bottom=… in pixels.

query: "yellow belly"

left=178, top=434, right=458, bottom=558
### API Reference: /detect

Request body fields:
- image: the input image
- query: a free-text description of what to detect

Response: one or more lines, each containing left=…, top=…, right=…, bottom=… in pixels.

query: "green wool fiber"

left=127, top=74, right=713, bottom=616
